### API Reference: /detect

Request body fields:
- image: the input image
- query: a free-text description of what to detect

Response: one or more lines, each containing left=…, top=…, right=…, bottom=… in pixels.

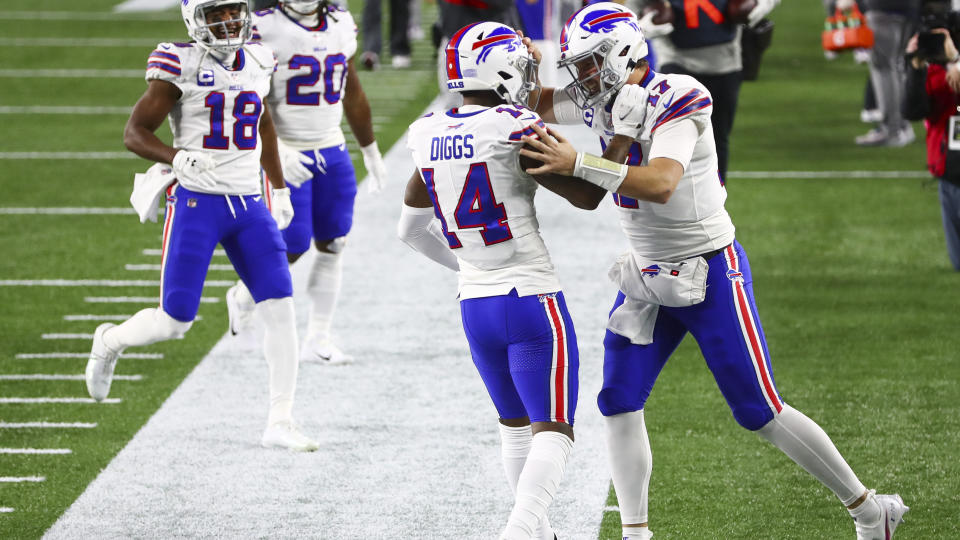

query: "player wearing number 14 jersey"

left=399, top=22, right=602, bottom=540
left=85, top=0, right=318, bottom=452
left=224, top=1, right=388, bottom=366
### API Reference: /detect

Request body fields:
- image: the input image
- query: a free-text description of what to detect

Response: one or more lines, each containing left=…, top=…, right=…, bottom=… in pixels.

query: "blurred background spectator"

left=362, top=0, right=413, bottom=69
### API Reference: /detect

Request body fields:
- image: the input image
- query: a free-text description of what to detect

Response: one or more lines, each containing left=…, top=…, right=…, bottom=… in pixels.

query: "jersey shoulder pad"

left=496, top=106, right=545, bottom=143
left=146, top=42, right=188, bottom=82
left=650, top=74, right=713, bottom=134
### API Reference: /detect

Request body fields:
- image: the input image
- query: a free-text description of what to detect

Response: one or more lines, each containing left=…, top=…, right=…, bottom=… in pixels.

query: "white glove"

left=748, top=0, right=779, bottom=27
left=361, top=142, right=388, bottom=194
left=277, top=141, right=314, bottom=188
left=638, top=10, right=674, bottom=39
left=835, top=0, right=855, bottom=10
left=172, top=150, right=218, bottom=190
left=269, top=187, right=294, bottom=230
left=611, top=84, right=650, bottom=139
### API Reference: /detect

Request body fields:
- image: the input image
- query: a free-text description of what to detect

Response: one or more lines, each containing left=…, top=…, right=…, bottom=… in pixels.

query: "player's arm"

left=342, top=59, right=375, bottom=147
left=519, top=148, right=605, bottom=210
left=398, top=170, right=460, bottom=271
left=258, top=104, right=285, bottom=189
left=123, top=79, right=182, bottom=163
left=520, top=123, right=684, bottom=204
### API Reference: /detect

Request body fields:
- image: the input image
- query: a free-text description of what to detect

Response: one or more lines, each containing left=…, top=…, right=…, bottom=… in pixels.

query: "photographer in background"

left=903, top=16, right=960, bottom=270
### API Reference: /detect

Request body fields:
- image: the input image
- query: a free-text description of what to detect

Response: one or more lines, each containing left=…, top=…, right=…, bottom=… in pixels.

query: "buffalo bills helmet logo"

left=726, top=269, right=744, bottom=282
left=641, top=265, right=660, bottom=277
left=471, top=26, right=519, bottom=63
left=579, top=9, right=639, bottom=34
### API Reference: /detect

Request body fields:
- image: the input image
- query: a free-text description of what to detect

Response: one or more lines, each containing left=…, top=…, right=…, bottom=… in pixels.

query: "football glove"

left=269, top=187, right=294, bottom=230
left=611, top=85, right=650, bottom=139
left=638, top=11, right=674, bottom=39
left=361, top=142, right=388, bottom=194
left=277, top=141, right=315, bottom=188
left=172, top=150, right=218, bottom=190
left=748, top=0, right=780, bottom=27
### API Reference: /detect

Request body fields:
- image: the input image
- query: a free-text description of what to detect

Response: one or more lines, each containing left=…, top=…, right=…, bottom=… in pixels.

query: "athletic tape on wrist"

left=573, top=152, right=628, bottom=191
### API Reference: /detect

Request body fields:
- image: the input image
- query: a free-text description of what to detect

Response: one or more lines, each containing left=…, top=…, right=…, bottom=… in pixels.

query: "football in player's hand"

left=725, top=0, right=757, bottom=25
left=642, top=0, right=674, bottom=25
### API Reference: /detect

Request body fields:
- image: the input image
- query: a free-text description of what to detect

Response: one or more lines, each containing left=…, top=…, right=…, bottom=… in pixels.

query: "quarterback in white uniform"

left=521, top=3, right=909, bottom=539
left=85, top=0, right=318, bottom=452
left=398, top=22, right=599, bottom=540
left=225, top=0, right=388, bottom=367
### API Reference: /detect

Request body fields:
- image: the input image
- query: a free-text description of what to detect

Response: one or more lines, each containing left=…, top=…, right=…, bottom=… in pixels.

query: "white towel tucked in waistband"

left=606, top=252, right=709, bottom=345
left=129, top=162, right=176, bottom=223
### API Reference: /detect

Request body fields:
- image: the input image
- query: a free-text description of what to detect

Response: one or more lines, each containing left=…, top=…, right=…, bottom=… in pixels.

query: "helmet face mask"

left=558, top=3, right=647, bottom=109
left=182, top=0, right=252, bottom=54
left=445, top=22, right=540, bottom=109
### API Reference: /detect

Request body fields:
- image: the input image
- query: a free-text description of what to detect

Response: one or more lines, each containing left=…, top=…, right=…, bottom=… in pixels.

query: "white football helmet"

left=181, top=0, right=252, bottom=54
left=444, top=22, right=538, bottom=109
left=558, top=2, right=648, bottom=109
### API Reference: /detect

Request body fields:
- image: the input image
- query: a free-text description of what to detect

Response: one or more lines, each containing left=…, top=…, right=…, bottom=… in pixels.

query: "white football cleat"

left=85, top=323, right=120, bottom=402
left=225, top=283, right=254, bottom=336
left=855, top=491, right=909, bottom=540
left=300, top=338, right=353, bottom=365
left=261, top=421, right=319, bottom=452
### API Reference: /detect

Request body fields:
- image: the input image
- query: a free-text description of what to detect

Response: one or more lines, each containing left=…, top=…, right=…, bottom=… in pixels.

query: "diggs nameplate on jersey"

left=430, top=134, right=475, bottom=161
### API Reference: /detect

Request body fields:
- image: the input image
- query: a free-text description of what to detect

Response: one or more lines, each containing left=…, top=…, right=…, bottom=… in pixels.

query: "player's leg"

left=300, top=144, right=358, bottom=364
left=501, top=291, right=579, bottom=540
left=86, top=185, right=211, bottom=401
left=222, top=195, right=317, bottom=451
left=687, top=242, right=907, bottom=537
left=600, top=292, right=687, bottom=540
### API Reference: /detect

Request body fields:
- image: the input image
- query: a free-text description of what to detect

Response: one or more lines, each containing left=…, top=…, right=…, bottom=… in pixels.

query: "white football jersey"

left=581, top=69, right=736, bottom=261
left=407, top=105, right=562, bottom=300
left=145, top=41, right=276, bottom=195
left=252, top=6, right=358, bottom=149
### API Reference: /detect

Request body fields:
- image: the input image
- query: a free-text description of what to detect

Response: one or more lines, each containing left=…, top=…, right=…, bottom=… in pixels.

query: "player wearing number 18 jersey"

left=399, top=22, right=601, bottom=540
left=85, top=0, right=317, bottom=452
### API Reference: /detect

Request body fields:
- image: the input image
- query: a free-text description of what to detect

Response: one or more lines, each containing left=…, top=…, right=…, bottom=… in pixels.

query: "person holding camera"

left=904, top=26, right=960, bottom=270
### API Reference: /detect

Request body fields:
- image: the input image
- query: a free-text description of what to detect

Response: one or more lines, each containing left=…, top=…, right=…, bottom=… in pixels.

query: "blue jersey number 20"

left=422, top=163, right=513, bottom=249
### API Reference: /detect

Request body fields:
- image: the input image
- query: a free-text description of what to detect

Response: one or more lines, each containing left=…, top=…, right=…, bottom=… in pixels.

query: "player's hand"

left=611, top=84, right=649, bottom=139
left=172, top=150, right=218, bottom=190
left=519, top=34, right=543, bottom=67
left=748, top=0, right=779, bottom=27
left=269, top=187, right=294, bottom=230
left=277, top=141, right=314, bottom=188
left=519, top=123, right=578, bottom=177
left=361, top=142, right=388, bottom=194
left=638, top=11, right=674, bottom=39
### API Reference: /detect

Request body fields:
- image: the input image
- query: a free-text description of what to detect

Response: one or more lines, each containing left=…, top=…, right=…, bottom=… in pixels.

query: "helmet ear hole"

left=498, top=71, right=514, bottom=80
left=618, top=45, right=630, bottom=57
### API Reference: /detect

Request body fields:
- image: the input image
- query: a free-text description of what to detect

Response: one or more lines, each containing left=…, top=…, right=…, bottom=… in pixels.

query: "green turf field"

left=0, top=1, right=958, bottom=539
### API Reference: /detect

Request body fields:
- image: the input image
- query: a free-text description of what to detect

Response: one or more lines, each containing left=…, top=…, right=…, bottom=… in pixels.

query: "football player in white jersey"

left=85, top=0, right=318, bottom=452
left=224, top=0, right=388, bottom=366
left=519, top=3, right=909, bottom=539
left=398, top=22, right=600, bottom=540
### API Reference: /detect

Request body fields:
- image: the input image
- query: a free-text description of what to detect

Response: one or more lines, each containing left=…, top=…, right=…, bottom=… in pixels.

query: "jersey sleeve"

left=502, top=107, right=546, bottom=144
left=332, top=8, right=359, bottom=60
left=145, top=43, right=185, bottom=86
left=649, top=76, right=713, bottom=136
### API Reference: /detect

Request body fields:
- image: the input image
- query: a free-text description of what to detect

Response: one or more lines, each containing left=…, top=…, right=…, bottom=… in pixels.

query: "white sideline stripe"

left=142, top=248, right=226, bottom=256
left=0, top=105, right=132, bottom=114
left=604, top=505, right=620, bottom=512
left=0, top=398, right=120, bottom=405
left=0, top=207, right=136, bottom=215
left=0, top=38, right=159, bottom=48
left=1, top=279, right=233, bottom=287
left=0, top=508, right=14, bottom=513
left=114, top=0, right=180, bottom=12
left=63, top=314, right=203, bottom=321
left=0, top=448, right=72, bottom=455
left=15, top=352, right=162, bottom=359
left=0, top=69, right=141, bottom=78
left=0, top=11, right=172, bottom=20
left=0, top=422, right=97, bottom=429
left=85, top=296, right=220, bottom=303
left=42, top=334, right=94, bottom=340
left=126, top=264, right=235, bottom=272
left=0, top=477, right=45, bottom=483
left=0, top=152, right=135, bottom=159
left=726, top=170, right=929, bottom=179
left=0, top=375, right=142, bottom=381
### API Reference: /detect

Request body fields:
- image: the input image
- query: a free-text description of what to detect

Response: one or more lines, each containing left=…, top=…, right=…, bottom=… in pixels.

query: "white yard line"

left=0, top=477, right=45, bottom=483
left=0, top=11, right=172, bottom=20
left=0, top=38, right=158, bottom=48
left=42, top=334, right=94, bottom=340
left=0, top=448, right=72, bottom=455
left=15, top=353, right=161, bottom=359
left=0, top=375, right=142, bottom=381
left=0, top=422, right=97, bottom=429
left=727, top=170, right=929, bottom=179
left=84, top=296, right=219, bottom=303
left=114, top=0, right=180, bottom=12
left=142, top=248, right=226, bottom=256
left=0, top=105, right=132, bottom=114
left=0, top=69, right=141, bottom=78
left=44, top=110, right=613, bottom=539
left=0, top=280, right=233, bottom=287
left=0, top=398, right=120, bottom=405
left=0, top=207, right=136, bottom=215
left=125, top=264, right=235, bottom=272
left=0, top=152, right=135, bottom=159
left=0, top=508, right=14, bottom=513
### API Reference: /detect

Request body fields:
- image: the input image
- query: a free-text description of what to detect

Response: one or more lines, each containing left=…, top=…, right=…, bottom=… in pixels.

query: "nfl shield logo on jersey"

left=187, top=198, right=197, bottom=208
